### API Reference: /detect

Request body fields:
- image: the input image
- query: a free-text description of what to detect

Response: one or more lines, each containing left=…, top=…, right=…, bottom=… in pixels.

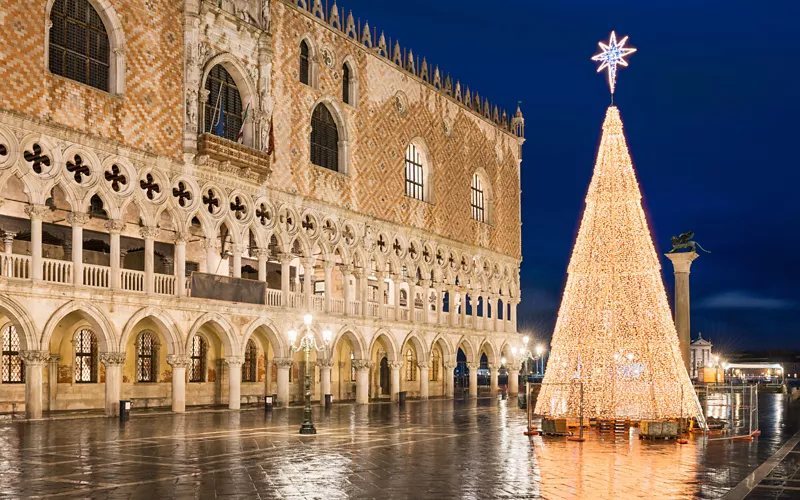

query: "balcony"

left=196, top=133, right=271, bottom=182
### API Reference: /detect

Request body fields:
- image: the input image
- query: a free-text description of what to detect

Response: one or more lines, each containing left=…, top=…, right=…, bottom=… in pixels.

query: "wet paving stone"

left=0, top=395, right=799, bottom=499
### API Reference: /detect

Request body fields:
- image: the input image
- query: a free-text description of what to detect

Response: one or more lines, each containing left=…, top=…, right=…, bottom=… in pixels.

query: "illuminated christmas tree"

left=534, top=33, right=700, bottom=421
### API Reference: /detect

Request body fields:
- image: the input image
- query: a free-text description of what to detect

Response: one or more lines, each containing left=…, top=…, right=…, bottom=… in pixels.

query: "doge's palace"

left=0, top=0, right=524, bottom=418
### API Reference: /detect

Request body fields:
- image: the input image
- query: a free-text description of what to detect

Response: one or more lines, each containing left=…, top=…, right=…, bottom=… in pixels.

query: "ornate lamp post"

left=514, top=336, right=545, bottom=406
left=288, top=314, right=332, bottom=435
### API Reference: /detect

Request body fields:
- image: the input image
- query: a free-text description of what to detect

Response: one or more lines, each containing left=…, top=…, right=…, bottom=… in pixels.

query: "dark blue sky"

left=338, top=0, right=800, bottom=350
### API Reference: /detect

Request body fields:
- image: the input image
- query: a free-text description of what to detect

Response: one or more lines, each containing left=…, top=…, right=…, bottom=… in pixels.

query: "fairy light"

left=534, top=103, right=699, bottom=421
left=591, top=31, right=636, bottom=95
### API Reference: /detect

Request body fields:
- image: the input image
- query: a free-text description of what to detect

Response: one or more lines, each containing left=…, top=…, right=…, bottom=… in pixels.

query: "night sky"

left=333, top=0, right=800, bottom=350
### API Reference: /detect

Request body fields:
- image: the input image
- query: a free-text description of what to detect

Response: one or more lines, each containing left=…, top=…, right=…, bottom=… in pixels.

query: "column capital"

left=665, top=251, right=699, bottom=274
left=254, top=248, right=271, bottom=259
left=230, top=243, right=246, bottom=255
left=300, top=257, right=315, bottom=267
left=353, top=268, right=366, bottom=279
left=467, top=362, right=480, bottom=371
left=316, top=359, right=334, bottom=369
left=224, top=356, right=244, bottom=367
left=351, top=359, right=372, bottom=371
left=66, top=212, right=90, bottom=227
left=273, top=357, right=293, bottom=369
left=388, top=361, right=404, bottom=370
left=139, top=226, right=160, bottom=240
left=421, top=279, right=432, bottom=288
left=166, top=354, right=190, bottom=368
left=104, top=219, right=126, bottom=233
left=48, top=354, right=61, bottom=364
left=2, top=231, right=17, bottom=242
left=416, top=361, right=430, bottom=369
left=99, top=351, right=127, bottom=366
left=174, top=231, right=190, bottom=244
left=340, top=264, right=354, bottom=275
left=378, top=270, right=390, bottom=280
left=24, top=205, right=50, bottom=220
left=278, top=253, right=294, bottom=265
left=19, top=350, right=51, bottom=366
left=444, top=362, right=457, bottom=370
left=202, top=238, right=220, bottom=251
left=324, top=259, right=337, bottom=270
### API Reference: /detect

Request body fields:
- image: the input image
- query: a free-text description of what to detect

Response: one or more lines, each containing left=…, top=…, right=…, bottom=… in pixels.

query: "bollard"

left=399, top=391, right=407, bottom=406
left=264, top=395, right=274, bottom=412
left=119, top=400, right=131, bottom=422
left=325, top=394, right=332, bottom=409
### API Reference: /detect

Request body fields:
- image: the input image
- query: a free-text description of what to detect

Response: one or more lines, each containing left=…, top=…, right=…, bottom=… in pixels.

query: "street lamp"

left=288, top=314, right=332, bottom=435
left=515, top=336, right=546, bottom=436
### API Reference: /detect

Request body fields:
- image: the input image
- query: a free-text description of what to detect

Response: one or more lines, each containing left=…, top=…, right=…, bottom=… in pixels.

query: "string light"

left=534, top=106, right=699, bottom=421
left=591, top=31, right=636, bottom=94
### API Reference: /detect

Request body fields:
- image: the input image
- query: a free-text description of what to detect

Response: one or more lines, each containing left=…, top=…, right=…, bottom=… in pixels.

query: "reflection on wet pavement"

left=0, top=394, right=798, bottom=499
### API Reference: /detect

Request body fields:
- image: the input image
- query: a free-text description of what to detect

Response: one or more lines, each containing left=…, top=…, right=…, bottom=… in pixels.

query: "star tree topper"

left=591, top=31, right=636, bottom=95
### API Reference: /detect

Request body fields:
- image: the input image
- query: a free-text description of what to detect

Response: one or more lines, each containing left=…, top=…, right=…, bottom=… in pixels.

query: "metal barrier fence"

left=695, top=384, right=759, bottom=441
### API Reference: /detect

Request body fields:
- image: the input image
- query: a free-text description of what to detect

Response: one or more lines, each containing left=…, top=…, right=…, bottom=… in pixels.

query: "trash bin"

left=398, top=391, right=407, bottom=405
left=119, top=400, right=131, bottom=421
left=264, top=395, right=273, bottom=412
left=324, top=394, right=332, bottom=409
left=518, top=393, right=527, bottom=409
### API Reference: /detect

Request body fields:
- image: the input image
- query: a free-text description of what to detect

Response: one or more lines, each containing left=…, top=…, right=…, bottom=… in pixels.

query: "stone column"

left=460, top=289, right=468, bottom=327
left=444, top=362, right=456, bottom=399
left=67, top=212, right=88, bottom=286
left=435, top=284, right=445, bottom=324
left=489, top=364, right=499, bottom=396
left=418, top=362, right=429, bottom=401
left=448, top=286, right=457, bottom=326
left=274, top=358, right=292, bottom=406
left=323, top=261, right=335, bottom=313
left=174, top=232, right=188, bottom=297
left=203, top=238, right=221, bottom=276
left=353, top=360, right=371, bottom=405
left=508, top=362, right=520, bottom=396
left=105, top=220, right=125, bottom=290
left=48, top=354, right=60, bottom=412
left=255, top=248, right=270, bottom=282
left=494, top=297, right=501, bottom=332
left=141, top=226, right=158, bottom=294
left=510, top=299, right=519, bottom=333
left=354, top=269, right=367, bottom=317
left=468, top=363, right=479, bottom=398
left=317, top=359, right=333, bottom=398
left=666, top=252, right=699, bottom=373
left=301, top=258, right=315, bottom=310
left=167, top=355, right=189, bottom=412
left=421, top=280, right=432, bottom=323
left=25, top=205, right=49, bottom=281
left=21, top=351, right=48, bottom=419
left=231, top=244, right=243, bottom=278
left=393, top=274, right=402, bottom=321
left=485, top=295, right=494, bottom=331
left=378, top=271, right=389, bottom=319
left=389, top=361, right=402, bottom=402
left=225, top=357, right=243, bottom=410
left=279, top=253, right=292, bottom=307
left=100, top=352, right=125, bottom=417
left=2, top=231, right=15, bottom=278
left=472, top=293, right=479, bottom=329
left=342, top=265, right=353, bottom=316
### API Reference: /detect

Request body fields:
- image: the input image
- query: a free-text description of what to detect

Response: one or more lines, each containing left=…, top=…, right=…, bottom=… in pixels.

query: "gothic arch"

left=186, top=312, right=239, bottom=358
left=119, top=306, right=183, bottom=356
left=41, top=301, right=118, bottom=353
left=44, top=0, right=127, bottom=94
left=401, top=331, right=428, bottom=364
left=479, top=339, right=498, bottom=367
left=0, top=295, right=37, bottom=351
left=199, top=54, right=256, bottom=146
left=430, top=333, right=455, bottom=364
left=341, top=55, right=358, bottom=107
left=455, top=335, right=477, bottom=364
left=369, top=329, right=398, bottom=361
left=331, top=325, right=367, bottom=360
left=241, top=317, right=288, bottom=359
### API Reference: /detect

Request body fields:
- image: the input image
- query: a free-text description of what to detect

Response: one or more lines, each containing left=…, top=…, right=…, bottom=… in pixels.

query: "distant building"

left=690, top=333, right=713, bottom=379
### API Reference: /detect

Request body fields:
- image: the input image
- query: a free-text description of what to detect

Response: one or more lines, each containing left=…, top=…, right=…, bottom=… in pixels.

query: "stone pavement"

left=0, top=395, right=799, bottom=499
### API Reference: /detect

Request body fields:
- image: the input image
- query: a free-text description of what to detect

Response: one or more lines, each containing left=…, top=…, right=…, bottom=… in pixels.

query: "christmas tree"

left=534, top=105, right=700, bottom=420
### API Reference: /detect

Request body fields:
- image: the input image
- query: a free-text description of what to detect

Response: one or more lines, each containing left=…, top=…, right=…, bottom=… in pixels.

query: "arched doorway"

left=478, top=352, right=490, bottom=395
left=454, top=348, right=468, bottom=392
left=379, top=356, right=390, bottom=395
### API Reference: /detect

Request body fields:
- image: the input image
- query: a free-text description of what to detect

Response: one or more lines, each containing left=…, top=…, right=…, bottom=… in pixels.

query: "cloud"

left=697, top=290, right=794, bottom=310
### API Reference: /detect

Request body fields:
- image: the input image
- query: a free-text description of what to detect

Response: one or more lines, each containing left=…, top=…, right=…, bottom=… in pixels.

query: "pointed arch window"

left=342, top=63, right=351, bottom=104
left=405, top=349, right=416, bottom=382
left=300, top=40, right=310, bottom=85
left=471, top=173, right=485, bottom=223
left=48, top=0, right=110, bottom=92
left=242, top=339, right=257, bottom=383
left=310, top=104, right=340, bottom=171
left=1, top=325, right=24, bottom=384
left=204, top=65, right=243, bottom=142
left=405, top=144, right=425, bottom=201
left=136, top=331, right=157, bottom=383
left=430, top=349, right=440, bottom=382
left=189, top=336, right=207, bottom=383
left=74, top=328, right=98, bottom=383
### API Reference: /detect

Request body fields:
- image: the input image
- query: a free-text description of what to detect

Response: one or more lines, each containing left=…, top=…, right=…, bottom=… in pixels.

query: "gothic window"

left=1, top=325, right=24, bottom=384
left=430, top=349, right=440, bottom=382
left=405, top=349, right=416, bottom=382
left=136, top=331, right=157, bottom=383
left=299, top=40, right=310, bottom=85
left=350, top=351, right=356, bottom=382
left=471, top=173, right=485, bottom=223
left=189, top=335, right=207, bottom=383
left=204, top=65, right=243, bottom=143
left=242, top=339, right=257, bottom=383
left=89, top=194, right=107, bottom=218
left=342, top=63, right=351, bottom=104
left=405, top=144, right=425, bottom=201
left=310, top=104, right=339, bottom=171
left=48, top=0, right=110, bottom=92
left=74, top=328, right=97, bottom=383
